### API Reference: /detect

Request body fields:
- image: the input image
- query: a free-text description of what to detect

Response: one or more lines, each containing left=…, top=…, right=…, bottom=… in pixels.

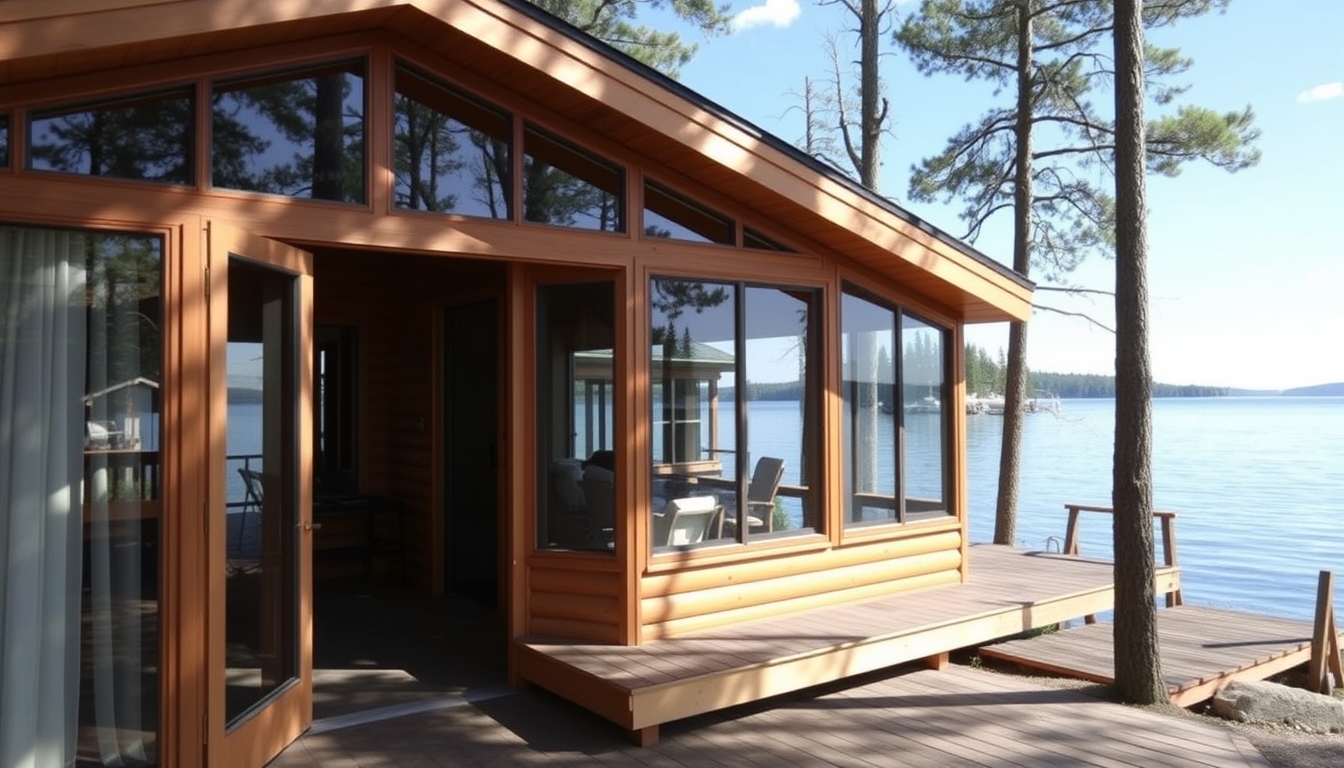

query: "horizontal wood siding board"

left=527, top=616, right=619, bottom=644
left=642, top=529, right=961, bottom=596
left=641, top=570, right=962, bottom=641
left=641, top=548, right=964, bottom=626
left=530, top=592, right=621, bottom=623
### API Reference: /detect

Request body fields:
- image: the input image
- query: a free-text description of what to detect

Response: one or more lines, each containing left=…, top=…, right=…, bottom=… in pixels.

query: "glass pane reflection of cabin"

left=536, top=281, right=616, bottom=551
left=649, top=278, right=818, bottom=552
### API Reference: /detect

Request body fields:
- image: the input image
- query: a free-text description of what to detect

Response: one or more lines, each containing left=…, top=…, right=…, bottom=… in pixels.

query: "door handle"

left=302, top=521, right=322, bottom=532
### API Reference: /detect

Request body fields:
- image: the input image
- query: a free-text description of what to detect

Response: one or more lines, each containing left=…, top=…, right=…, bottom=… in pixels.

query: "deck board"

left=979, top=604, right=1330, bottom=707
left=517, top=544, right=1180, bottom=740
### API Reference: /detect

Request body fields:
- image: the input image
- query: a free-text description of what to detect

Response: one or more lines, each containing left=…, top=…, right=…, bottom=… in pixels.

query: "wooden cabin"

left=0, top=0, right=1032, bottom=765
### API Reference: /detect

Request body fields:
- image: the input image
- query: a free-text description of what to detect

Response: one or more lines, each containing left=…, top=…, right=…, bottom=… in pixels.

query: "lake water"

left=228, top=396, right=1344, bottom=622
left=965, top=397, right=1344, bottom=623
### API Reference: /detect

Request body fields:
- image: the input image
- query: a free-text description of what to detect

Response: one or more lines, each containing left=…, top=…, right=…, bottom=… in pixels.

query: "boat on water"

left=905, top=395, right=942, bottom=413
left=966, top=390, right=1060, bottom=415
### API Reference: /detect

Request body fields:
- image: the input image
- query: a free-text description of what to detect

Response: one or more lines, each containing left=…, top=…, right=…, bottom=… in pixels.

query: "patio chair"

left=653, top=495, right=721, bottom=547
left=236, top=467, right=264, bottom=557
left=744, top=456, right=785, bottom=533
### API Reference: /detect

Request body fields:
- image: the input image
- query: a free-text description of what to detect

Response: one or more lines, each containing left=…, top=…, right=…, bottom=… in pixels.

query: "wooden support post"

left=631, top=724, right=659, bottom=747
left=1308, top=570, right=1342, bottom=695
left=923, top=651, right=950, bottom=671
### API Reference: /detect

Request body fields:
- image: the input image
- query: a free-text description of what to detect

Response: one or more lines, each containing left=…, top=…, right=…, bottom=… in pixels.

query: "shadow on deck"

left=517, top=544, right=1180, bottom=745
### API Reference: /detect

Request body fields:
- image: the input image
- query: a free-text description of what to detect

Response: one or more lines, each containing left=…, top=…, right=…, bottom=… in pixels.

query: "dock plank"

left=979, top=604, right=1331, bottom=706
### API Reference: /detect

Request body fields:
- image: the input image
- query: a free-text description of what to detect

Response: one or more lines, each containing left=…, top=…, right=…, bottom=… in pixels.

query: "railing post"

left=1308, top=570, right=1343, bottom=695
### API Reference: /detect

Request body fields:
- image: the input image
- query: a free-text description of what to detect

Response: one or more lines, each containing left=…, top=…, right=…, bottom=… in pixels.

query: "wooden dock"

left=517, top=544, right=1181, bottom=744
left=979, top=604, right=1331, bottom=707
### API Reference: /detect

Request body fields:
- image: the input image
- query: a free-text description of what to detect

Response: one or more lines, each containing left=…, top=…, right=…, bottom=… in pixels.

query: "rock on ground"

left=1212, top=680, right=1344, bottom=734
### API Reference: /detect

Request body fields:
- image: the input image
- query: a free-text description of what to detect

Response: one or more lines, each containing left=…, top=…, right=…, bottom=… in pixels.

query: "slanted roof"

left=0, top=0, right=1033, bottom=322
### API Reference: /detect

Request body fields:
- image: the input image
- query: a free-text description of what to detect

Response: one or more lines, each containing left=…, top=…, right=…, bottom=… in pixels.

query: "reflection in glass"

left=1, top=114, right=9, bottom=167
left=742, top=286, right=817, bottom=536
left=841, top=288, right=952, bottom=526
left=649, top=278, right=816, bottom=551
left=643, top=180, right=733, bottom=244
left=225, top=259, right=299, bottom=725
left=1, top=226, right=162, bottom=766
left=743, top=226, right=794, bottom=253
left=842, top=289, right=898, bottom=526
left=393, top=65, right=510, bottom=217
left=901, top=314, right=949, bottom=519
left=536, top=282, right=616, bottom=551
left=523, top=125, right=623, bottom=231
left=212, top=60, right=366, bottom=203
left=30, top=88, right=194, bottom=184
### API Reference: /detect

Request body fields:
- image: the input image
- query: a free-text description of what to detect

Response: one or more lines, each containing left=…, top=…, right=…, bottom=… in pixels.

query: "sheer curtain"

left=0, top=227, right=85, bottom=768
left=1, top=225, right=155, bottom=768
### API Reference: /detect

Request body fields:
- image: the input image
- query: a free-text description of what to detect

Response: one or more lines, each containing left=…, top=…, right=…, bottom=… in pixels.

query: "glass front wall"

left=393, top=64, right=511, bottom=218
left=841, top=287, right=950, bottom=527
left=0, top=225, right=162, bottom=767
left=211, top=60, right=367, bottom=203
left=536, top=281, right=617, bottom=551
left=29, top=88, right=194, bottom=184
left=649, top=278, right=817, bottom=552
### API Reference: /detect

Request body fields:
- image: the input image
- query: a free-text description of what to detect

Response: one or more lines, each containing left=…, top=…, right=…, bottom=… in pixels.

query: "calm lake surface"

left=966, top=397, right=1344, bottom=623
left=229, top=396, right=1343, bottom=622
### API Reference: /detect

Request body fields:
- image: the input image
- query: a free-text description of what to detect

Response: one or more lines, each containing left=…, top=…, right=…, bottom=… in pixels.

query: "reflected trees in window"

left=393, top=65, right=510, bottom=218
left=212, top=60, right=366, bottom=203
left=29, top=88, right=194, bottom=184
left=841, top=287, right=950, bottom=527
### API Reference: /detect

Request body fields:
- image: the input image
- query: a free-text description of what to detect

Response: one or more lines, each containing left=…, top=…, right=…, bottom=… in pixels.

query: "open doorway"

left=306, top=254, right=508, bottom=723
left=442, top=300, right=500, bottom=607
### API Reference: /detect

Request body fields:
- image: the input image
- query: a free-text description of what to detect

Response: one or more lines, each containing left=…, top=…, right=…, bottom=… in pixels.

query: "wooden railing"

left=1309, top=570, right=1344, bottom=695
left=1062, top=503, right=1184, bottom=622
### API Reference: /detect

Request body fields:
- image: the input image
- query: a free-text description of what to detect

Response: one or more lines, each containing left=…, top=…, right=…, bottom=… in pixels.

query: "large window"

left=211, top=60, right=367, bottom=203
left=536, top=281, right=617, bottom=551
left=29, top=88, right=194, bottom=184
left=1, top=225, right=162, bottom=766
left=841, top=287, right=950, bottom=527
left=522, top=125, right=623, bottom=232
left=649, top=278, right=818, bottom=552
left=393, top=64, right=511, bottom=218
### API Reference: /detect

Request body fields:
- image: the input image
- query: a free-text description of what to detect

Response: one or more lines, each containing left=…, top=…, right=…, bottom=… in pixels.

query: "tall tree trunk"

left=1111, top=0, right=1164, bottom=705
left=993, top=0, right=1034, bottom=545
left=858, top=0, right=881, bottom=189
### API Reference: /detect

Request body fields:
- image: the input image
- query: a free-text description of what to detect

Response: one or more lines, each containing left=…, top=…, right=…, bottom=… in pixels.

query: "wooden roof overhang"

left=0, top=0, right=1033, bottom=323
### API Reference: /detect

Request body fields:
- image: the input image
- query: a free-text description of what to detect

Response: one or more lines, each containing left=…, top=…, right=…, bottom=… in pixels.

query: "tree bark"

left=993, top=0, right=1034, bottom=546
left=1111, top=0, right=1164, bottom=705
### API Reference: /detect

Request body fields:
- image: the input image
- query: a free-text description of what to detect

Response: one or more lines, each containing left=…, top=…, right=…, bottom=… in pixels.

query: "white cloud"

left=732, top=0, right=801, bottom=32
left=1296, top=82, right=1343, bottom=103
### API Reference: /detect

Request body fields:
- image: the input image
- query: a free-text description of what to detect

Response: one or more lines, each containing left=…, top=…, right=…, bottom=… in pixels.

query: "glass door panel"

left=208, top=224, right=312, bottom=768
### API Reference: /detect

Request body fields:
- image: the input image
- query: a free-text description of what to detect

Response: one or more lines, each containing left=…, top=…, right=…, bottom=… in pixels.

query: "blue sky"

left=650, top=0, right=1343, bottom=391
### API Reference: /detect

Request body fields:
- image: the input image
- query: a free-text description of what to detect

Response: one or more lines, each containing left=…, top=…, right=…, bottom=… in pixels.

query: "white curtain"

left=0, top=227, right=85, bottom=768
left=1, top=226, right=152, bottom=768
left=84, top=236, right=148, bottom=766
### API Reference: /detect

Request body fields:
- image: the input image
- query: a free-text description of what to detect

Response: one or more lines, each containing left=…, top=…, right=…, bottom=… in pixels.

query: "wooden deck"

left=979, top=604, right=1335, bottom=707
left=516, top=544, right=1180, bottom=744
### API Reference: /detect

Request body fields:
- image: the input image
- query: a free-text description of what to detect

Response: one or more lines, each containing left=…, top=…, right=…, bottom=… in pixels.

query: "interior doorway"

left=441, top=300, right=501, bottom=607
left=306, top=255, right=507, bottom=724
